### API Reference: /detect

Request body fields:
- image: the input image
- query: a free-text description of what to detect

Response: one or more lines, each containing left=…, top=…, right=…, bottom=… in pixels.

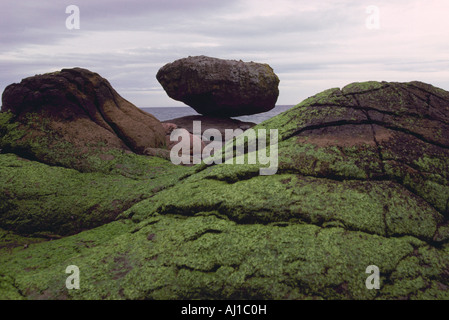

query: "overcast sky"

left=1, top=0, right=449, bottom=107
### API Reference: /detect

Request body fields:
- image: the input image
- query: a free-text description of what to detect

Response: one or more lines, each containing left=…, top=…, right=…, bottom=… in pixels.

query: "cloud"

left=1, top=0, right=449, bottom=107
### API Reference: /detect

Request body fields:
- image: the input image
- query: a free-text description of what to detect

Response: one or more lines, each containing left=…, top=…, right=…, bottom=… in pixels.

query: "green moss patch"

left=0, top=153, right=190, bottom=238
left=1, top=214, right=448, bottom=300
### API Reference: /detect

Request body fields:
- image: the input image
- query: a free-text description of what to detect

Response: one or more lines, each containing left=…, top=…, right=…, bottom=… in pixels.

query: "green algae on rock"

left=1, top=214, right=448, bottom=300
left=253, top=81, right=449, bottom=219
left=0, top=153, right=190, bottom=238
left=1, top=80, right=449, bottom=300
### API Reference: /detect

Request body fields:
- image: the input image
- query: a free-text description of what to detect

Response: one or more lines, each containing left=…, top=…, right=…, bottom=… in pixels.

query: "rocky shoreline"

left=1, top=62, right=449, bottom=300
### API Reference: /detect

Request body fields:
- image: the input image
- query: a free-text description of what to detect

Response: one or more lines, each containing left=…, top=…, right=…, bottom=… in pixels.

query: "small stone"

left=147, top=233, right=156, bottom=241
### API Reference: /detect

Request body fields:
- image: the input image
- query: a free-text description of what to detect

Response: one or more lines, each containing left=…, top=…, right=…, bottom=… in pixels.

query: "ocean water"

left=141, top=105, right=295, bottom=124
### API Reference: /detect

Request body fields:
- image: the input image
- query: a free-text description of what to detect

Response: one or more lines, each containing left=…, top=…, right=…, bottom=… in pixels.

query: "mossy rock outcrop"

left=0, top=68, right=166, bottom=172
left=0, top=153, right=190, bottom=238
left=1, top=80, right=449, bottom=300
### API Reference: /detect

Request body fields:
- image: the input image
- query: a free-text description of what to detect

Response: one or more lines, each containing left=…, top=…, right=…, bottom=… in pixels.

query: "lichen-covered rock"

left=156, top=56, right=280, bottom=117
left=0, top=68, right=166, bottom=171
left=1, top=80, right=449, bottom=300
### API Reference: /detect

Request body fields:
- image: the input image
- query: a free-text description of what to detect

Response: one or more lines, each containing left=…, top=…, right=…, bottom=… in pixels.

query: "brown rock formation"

left=1, top=68, right=166, bottom=169
left=156, top=56, right=280, bottom=117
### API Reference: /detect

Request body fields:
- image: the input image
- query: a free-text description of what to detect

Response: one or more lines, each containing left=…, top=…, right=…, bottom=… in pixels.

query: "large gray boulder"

left=156, top=56, right=280, bottom=117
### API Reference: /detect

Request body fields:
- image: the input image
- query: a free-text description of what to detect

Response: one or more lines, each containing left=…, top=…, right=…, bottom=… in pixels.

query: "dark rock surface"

left=156, top=56, right=280, bottom=117
left=0, top=68, right=166, bottom=171
left=163, top=115, right=256, bottom=144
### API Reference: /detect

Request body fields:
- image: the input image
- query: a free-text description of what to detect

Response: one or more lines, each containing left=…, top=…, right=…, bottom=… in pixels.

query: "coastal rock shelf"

left=1, top=71, right=449, bottom=299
